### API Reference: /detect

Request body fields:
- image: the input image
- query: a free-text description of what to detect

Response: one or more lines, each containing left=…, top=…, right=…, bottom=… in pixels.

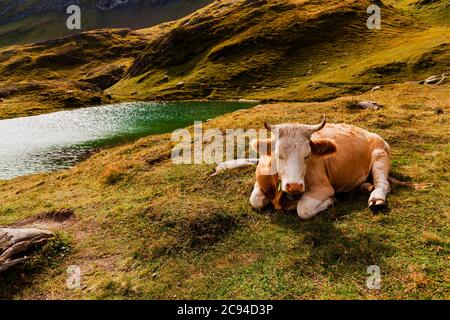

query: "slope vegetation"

left=0, top=0, right=448, bottom=119
left=110, top=0, right=449, bottom=101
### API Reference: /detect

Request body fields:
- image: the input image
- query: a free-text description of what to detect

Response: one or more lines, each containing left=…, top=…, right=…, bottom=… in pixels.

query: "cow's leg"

left=297, top=188, right=334, bottom=220
left=368, top=148, right=390, bottom=210
left=250, top=182, right=269, bottom=210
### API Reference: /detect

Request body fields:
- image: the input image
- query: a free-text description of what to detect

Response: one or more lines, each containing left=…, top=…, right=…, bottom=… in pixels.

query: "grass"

left=0, top=82, right=448, bottom=299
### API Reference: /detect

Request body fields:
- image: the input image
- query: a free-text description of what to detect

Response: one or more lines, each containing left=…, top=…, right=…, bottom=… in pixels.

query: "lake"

left=0, top=101, right=256, bottom=180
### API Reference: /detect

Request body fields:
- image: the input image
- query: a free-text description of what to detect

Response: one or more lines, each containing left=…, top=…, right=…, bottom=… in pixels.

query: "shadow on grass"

left=269, top=193, right=394, bottom=273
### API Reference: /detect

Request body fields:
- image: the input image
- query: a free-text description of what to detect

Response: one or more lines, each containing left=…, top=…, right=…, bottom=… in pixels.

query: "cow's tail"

left=388, top=176, right=431, bottom=190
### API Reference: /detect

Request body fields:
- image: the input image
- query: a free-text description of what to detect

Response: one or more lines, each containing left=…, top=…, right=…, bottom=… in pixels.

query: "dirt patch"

left=13, top=208, right=75, bottom=229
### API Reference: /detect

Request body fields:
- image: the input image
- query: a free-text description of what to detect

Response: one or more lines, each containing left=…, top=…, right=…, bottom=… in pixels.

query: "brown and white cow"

left=250, top=117, right=391, bottom=219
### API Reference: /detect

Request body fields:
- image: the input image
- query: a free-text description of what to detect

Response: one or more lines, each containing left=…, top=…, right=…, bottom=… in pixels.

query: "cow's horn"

left=264, top=122, right=272, bottom=131
left=303, top=116, right=326, bottom=135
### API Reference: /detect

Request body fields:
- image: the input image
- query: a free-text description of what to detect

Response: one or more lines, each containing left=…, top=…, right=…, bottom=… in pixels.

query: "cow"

left=249, top=117, right=392, bottom=219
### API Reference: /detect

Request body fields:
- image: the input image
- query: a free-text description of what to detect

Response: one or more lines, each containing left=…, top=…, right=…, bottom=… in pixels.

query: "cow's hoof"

left=368, top=199, right=388, bottom=212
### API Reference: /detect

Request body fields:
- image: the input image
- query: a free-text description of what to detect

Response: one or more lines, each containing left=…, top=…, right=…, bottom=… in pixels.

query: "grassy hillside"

left=110, top=0, right=449, bottom=101
left=0, top=0, right=448, bottom=120
left=384, top=0, right=450, bottom=26
left=0, top=27, right=161, bottom=119
left=0, top=82, right=448, bottom=299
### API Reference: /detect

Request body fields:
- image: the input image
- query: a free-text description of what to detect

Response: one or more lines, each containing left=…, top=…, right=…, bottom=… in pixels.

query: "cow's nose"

left=285, top=183, right=304, bottom=194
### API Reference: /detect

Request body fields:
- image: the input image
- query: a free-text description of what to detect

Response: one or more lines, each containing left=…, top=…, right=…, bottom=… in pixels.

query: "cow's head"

left=252, top=117, right=336, bottom=194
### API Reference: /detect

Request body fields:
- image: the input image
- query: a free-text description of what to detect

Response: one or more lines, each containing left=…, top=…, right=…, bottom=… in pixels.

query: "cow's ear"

left=251, top=138, right=272, bottom=155
left=310, top=138, right=337, bottom=156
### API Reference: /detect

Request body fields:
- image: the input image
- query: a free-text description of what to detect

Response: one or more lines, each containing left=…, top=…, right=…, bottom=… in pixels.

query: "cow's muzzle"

left=285, top=182, right=305, bottom=194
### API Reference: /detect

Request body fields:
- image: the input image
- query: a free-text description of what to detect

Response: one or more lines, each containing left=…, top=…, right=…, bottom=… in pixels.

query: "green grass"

left=0, top=83, right=448, bottom=299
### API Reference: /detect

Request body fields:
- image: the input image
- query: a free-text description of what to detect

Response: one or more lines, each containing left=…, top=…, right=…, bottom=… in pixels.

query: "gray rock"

left=176, top=81, right=185, bottom=88
left=424, top=73, right=447, bottom=85
left=371, top=86, right=383, bottom=91
left=346, top=101, right=383, bottom=111
left=356, top=101, right=383, bottom=110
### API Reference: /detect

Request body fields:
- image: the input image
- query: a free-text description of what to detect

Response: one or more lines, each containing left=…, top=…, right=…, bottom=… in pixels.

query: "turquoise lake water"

left=0, top=101, right=256, bottom=179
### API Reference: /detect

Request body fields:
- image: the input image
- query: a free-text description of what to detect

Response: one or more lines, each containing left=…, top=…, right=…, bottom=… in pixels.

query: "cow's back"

left=309, top=124, right=389, bottom=192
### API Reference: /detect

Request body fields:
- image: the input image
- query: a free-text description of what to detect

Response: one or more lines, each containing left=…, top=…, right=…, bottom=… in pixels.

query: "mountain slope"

left=0, top=0, right=212, bottom=47
left=0, top=0, right=448, bottom=119
left=109, top=0, right=449, bottom=101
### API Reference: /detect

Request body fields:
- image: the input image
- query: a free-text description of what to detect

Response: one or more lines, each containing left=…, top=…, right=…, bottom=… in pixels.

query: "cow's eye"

left=305, top=153, right=311, bottom=160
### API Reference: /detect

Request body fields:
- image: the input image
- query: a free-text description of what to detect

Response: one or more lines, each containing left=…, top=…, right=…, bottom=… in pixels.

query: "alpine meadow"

left=0, top=0, right=448, bottom=301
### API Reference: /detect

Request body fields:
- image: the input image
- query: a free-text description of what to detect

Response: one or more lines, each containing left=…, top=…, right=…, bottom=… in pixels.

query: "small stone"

left=152, top=272, right=158, bottom=278
left=162, top=75, right=169, bottom=82
left=176, top=81, right=185, bottom=88
left=371, top=85, right=382, bottom=91
left=424, top=73, right=447, bottom=85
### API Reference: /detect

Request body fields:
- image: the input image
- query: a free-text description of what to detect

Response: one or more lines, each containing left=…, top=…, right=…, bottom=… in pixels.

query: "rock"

left=211, top=159, right=259, bottom=176
left=162, top=75, right=169, bottom=82
left=371, top=85, right=383, bottom=91
left=345, top=101, right=383, bottom=111
left=0, top=228, right=52, bottom=273
left=357, top=101, right=383, bottom=110
left=176, top=81, right=185, bottom=88
left=40, top=92, right=50, bottom=96
left=423, top=73, right=447, bottom=85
